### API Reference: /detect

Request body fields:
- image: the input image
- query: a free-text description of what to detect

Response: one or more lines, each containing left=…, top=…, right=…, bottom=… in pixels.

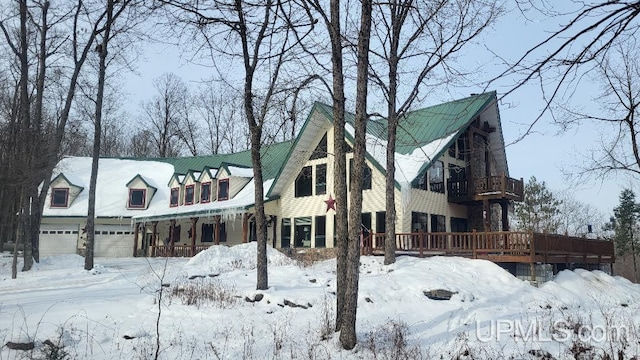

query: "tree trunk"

left=340, top=0, right=372, bottom=350
left=86, top=0, right=114, bottom=270
left=327, top=0, right=348, bottom=333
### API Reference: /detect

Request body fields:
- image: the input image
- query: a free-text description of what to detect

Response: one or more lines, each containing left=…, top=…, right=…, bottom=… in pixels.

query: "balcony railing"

left=448, top=175, right=524, bottom=202
left=362, top=231, right=614, bottom=265
left=151, top=244, right=212, bottom=257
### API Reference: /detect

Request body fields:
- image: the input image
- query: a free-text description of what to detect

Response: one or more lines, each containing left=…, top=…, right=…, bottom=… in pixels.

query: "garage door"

left=94, top=224, right=134, bottom=257
left=39, top=224, right=80, bottom=257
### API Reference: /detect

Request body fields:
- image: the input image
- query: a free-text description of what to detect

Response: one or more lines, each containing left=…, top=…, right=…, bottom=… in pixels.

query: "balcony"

left=448, top=175, right=524, bottom=203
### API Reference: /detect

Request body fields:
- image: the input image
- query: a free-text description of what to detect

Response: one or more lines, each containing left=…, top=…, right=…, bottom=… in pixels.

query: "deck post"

left=271, top=216, right=277, bottom=248
left=530, top=232, right=536, bottom=282
left=419, top=229, right=424, bottom=258
left=133, top=222, right=139, bottom=257
left=190, top=217, right=198, bottom=256
left=214, top=215, right=221, bottom=245
left=472, top=229, right=477, bottom=259
left=242, top=213, right=248, bottom=243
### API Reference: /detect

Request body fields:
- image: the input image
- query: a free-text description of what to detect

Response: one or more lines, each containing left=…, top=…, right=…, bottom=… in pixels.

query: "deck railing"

left=448, top=175, right=524, bottom=201
left=363, top=231, right=614, bottom=264
left=151, top=244, right=211, bottom=257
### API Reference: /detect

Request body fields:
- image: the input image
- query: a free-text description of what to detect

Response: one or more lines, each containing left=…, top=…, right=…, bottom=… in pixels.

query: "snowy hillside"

left=1, top=245, right=639, bottom=359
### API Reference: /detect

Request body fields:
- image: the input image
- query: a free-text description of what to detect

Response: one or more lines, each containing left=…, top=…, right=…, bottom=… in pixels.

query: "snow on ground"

left=1, top=246, right=639, bottom=359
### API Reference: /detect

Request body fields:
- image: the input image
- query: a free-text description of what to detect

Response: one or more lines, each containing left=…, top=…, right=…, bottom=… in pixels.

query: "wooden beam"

left=133, top=223, right=139, bottom=257
left=151, top=221, right=158, bottom=257
left=169, top=219, right=176, bottom=257
left=215, top=215, right=221, bottom=246
left=191, top=217, right=198, bottom=256
left=242, top=213, right=248, bottom=243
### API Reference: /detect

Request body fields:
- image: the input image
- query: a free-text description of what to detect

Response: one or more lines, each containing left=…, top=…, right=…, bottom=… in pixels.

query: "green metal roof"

left=126, top=141, right=293, bottom=180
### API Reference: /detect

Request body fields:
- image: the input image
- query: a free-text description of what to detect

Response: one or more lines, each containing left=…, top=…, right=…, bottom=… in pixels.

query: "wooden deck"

left=448, top=175, right=524, bottom=203
left=362, top=231, right=614, bottom=264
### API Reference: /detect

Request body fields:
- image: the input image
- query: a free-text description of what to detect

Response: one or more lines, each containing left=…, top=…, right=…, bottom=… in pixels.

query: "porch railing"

left=448, top=175, right=524, bottom=202
left=151, top=244, right=211, bottom=257
left=363, top=231, right=614, bottom=264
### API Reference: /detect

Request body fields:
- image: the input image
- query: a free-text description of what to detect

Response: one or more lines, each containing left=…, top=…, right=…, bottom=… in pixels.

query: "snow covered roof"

left=43, top=157, right=175, bottom=218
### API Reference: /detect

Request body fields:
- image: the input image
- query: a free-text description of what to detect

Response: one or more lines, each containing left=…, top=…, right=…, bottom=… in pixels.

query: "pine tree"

left=608, top=189, right=639, bottom=280
left=515, top=176, right=562, bottom=233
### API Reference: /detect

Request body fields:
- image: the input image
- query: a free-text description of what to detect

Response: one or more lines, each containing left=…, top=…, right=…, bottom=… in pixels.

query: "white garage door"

left=94, top=224, right=134, bottom=257
left=39, top=224, right=80, bottom=257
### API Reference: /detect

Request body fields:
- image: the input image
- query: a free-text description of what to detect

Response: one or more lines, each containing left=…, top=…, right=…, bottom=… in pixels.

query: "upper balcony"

left=447, top=174, right=524, bottom=203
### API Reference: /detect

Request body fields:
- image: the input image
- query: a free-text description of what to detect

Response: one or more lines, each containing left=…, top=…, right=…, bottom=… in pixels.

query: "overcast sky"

left=121, top=2, right=632, bottom=224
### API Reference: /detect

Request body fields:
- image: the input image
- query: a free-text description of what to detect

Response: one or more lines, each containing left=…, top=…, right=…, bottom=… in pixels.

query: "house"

left=40, top=92, right=613, bottom=280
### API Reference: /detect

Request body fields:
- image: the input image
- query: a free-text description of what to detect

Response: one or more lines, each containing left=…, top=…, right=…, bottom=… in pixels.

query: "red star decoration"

left=324, top=194, right=336, bottom=212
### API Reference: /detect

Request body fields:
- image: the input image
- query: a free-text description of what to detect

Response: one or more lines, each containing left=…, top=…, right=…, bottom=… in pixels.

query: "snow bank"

left=184, top=242, right=294, bottom=276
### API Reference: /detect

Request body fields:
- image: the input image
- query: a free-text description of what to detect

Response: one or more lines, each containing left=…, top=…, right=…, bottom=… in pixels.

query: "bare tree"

left=493, top=1, right=640, bottom=142
left=157, top=0, right=314, bottom=290
left=368, top=0, right=502, bottom=265
left=142, top=72, right=189, bottom=157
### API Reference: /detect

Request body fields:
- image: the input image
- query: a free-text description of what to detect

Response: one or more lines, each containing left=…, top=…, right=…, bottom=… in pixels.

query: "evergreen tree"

left=607, top=189, right=639, bottom=280
left=515, top=176, right=562, bottom=233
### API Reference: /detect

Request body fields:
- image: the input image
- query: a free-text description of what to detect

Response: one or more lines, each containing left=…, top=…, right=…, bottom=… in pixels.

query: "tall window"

left=310, top=133, right=328, bottom=160
left=128, top=189, right=146, bottom=209
left=201, top=182, right=211, bottom=203
left=431, top=214, right=446, bottom=232
left=429, top=160, right=444, bottom=193
left=295, top=166, right=313, bottom=197
left=281, top=218, right=291, bottom=248
left=376, top=211, right=386, bottom=233
left=218, top=179, right=229, bottom=200
left=315, top=164, right=327, bottom=195
left=170, top=188, right=179, bottom=207
left=315, top=216, right=326, bottom=248
left=349, top=158, right=372, bottom=191
left=51, top=188, right=69, bottom=208
left=184, top=185, right=195, bottom=205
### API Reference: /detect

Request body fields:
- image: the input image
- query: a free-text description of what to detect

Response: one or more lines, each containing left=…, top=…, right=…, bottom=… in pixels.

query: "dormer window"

left=201, top=182, right=211, bottom=203
left=128, top=189, right=146, bottom=209
left=170, top=188, right=179, bottom=207
left=185, top=184, right=195, bottom=205
left=218, top=179, right=229, bottom=201
left=51, top=188, right=69, bottom=208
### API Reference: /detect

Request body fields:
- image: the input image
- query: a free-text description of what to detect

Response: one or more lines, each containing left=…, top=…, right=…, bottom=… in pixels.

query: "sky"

left=120, top=2, right=633, bottom=222
left=1, top=244, right=639, bottom=359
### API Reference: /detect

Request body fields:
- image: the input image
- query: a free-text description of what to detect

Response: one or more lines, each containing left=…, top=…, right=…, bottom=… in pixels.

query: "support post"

left=483, top=199, right=491, bottom=232
left=214, top=215, right=221, bottom=246
left=472, top=229, right=477, bottom=259
left=419, top=229, right=424, bottom=258
left=271, top=216, right=277, bottom=248
left=169, top=219, right=176, bottom=257
left=133, top=222, right=139, bottom=257
left=151, top=221, right=158, bottom=257
left=242, top=213, right=248, bottom=243
left=190, top=217, right=198, bottom=256
left=530, top=231, right=536, bottom=282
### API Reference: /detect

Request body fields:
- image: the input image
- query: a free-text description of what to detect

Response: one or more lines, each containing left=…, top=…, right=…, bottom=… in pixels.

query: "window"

left=294, top=217, right=312, bottom=247
left=201, top=182, right=211, bottom=203
left=184, top=184, right=195, bottom=205
left=349, top=158, right=371, bottom=191
left=457, top=136, right=467, bottom=160
left=310, top=133, right=328, bottom=160
left=315, top=164, right=327, bottom=195
left=170, top=188, right=179, bottom=207
left=431, top=214, right=446, bottom=232
left=411, top=212, right=428, bottom=232
left=376, top=211, right=386, bottom=233
left=429, top=160, right=444, bottom=193
left=451, top=217, right=468, bottom=233
left=315, top=216, right=326, bottom=248
left=128, top=189, right=146, bottom=208
left=281, top=218, right=291, bottom=248
left=218, top=179, right=229, bottom=201
left=295, top=166, right=313, bottom=197
left=51, top=188, right=69, bottom=208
